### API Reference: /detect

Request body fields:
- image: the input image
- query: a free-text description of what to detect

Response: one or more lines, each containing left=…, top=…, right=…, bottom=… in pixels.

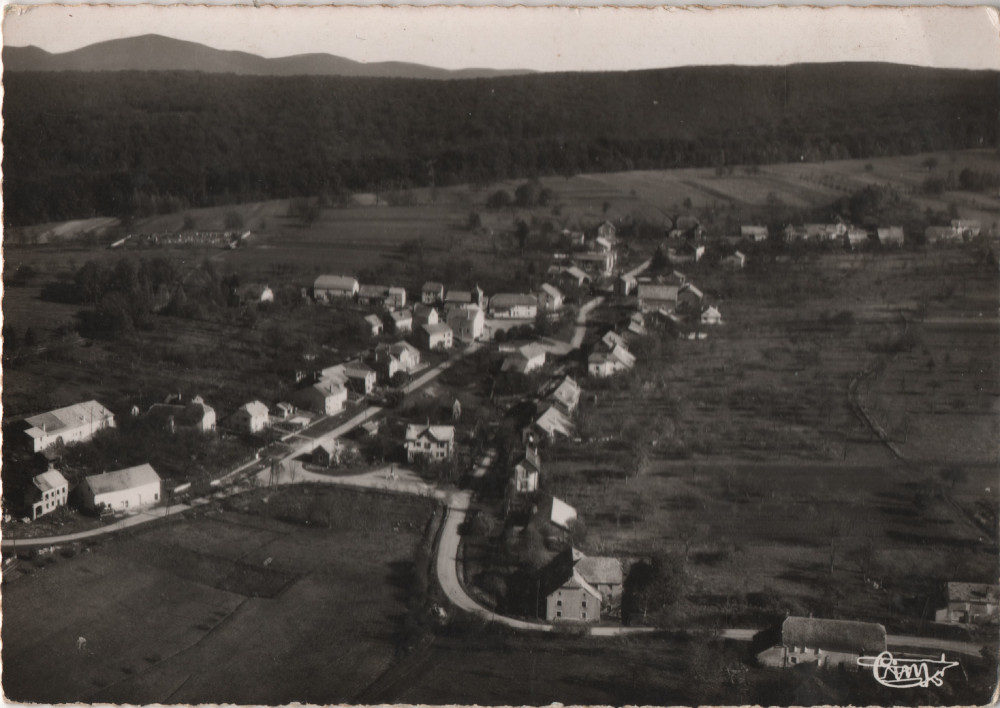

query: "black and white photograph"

left=1, top=4, right=998, bottom=706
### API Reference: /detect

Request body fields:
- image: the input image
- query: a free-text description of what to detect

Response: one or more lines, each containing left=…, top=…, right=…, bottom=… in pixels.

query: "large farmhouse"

left=24, top=400, right=117, bottom=453
left=314, top=274, right=359, bottom=301
left=756, top=616, right=886, bottom=670
left=489, top=293, right=539, bottom=319
left=79, top=464, right=162, bottom=514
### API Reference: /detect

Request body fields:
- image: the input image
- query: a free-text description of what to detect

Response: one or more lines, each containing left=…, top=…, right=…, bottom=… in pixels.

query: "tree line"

left=4, top=64, right=996, bottom=226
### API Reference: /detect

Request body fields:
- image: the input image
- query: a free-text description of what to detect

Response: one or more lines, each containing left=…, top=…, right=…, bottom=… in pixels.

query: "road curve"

left=570, top=296, right=604, bottom=349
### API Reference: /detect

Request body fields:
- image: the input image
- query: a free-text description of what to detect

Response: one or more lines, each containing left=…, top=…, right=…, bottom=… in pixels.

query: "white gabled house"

left=701, top=306, right=723, bottom=326
left=295, top=381, right=348, bottom=416
left=538, top=283, right=564, bottom=312
left=405, top=424, right=456, bottom=462
left=26, top=468, right=69, bottom=520
left=24, top=400, right=117, bottom=453
left=232, top=400, right=271, bottom=433
left=79, top=464, right=162, bottom=514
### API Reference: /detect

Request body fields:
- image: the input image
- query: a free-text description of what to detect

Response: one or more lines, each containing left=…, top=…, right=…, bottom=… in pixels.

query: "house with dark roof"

left=511, top=446, right=541, bottom=493
left=559, top=266, right=592, bottom=288
left=935, top=582, right=999, bottom=624
left=756, top=616, right=886, bottom=669
left=741, top=225, right=769, bottom=242
left=79, top=464, right=162, bottom=514
left=421, top=282, right=445, bottom=304
left=412, top=303, right=439, bottom=329
left=489, top=293, right=539, bottom=319
left=637, top=284, right=678, bottom=313
left=389, top=308, right=413, bottom=334
left=364, top=313, right=384, bottom=337
left=447, top=305, right=485, bottom=341
left=25, top=468, right=69, bottom=520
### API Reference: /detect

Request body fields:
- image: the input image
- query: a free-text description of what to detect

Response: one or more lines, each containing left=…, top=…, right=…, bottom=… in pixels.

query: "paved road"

left=1, top=504, right=190, bottom=550
left=570, top=296, right=604, bottom=349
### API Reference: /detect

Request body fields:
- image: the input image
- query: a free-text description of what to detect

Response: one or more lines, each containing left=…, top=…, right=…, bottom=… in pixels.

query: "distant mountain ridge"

left=2, top=34, right=535, bottom=79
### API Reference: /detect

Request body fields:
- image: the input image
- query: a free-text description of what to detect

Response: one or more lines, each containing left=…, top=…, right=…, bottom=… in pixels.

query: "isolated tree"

left=515, top=220, right=529, bottom=254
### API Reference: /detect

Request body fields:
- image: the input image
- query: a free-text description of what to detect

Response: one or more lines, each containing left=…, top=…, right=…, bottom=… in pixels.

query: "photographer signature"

left=857, top=651, right=959, bottom=688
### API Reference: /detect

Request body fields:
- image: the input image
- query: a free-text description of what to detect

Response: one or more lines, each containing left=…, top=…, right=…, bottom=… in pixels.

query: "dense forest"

left=4, top=63, right=998, bottom=226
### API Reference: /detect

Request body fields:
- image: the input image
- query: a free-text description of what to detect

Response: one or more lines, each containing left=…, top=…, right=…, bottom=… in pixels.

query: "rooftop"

left=84, top=463, right=161, bottom=495
left=782, top=616, right=886, bottom=655
left=25, top=400, right=114, bottom=437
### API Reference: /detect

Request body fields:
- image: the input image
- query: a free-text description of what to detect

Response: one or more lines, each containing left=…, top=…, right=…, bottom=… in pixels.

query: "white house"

left=544, top=376, right=581, bottom=414
left=364, top=313, right=384, bottom=337
left=877, top=226, right=904, bottom=247
left=390, top=309, right=413, bottom=334
left=595, top=236, right=613, bottom=253
left=405, top=424, right=455, bottom=462
left=24, top=400, right=117, bottom=453
left=232, top=400, right=271, bottom=433
left=420, top=323, right=454, bottom=350
left=489, top=293, right=539, bottom=319
left=701, top=306, right=723, bottom=325
left=79, top=464, right=162, bottom=514
left=501, top=344, right=547, bottom=374
left=596, top=220, right=617, bottom=243
left=757, top=617, right=886, bottom=670
left=421, top=282, right=445, bottom=304
left=447, top=305, right=485, bottom=342
left=512, top=447, right=541, bottom=493
left=373, top=341, right=421, bottom=381
left=524, top=406, right=576, bottom=443
left=387, top=286, right=407, bottom=309
left=538, top=283, right=564, bottom=312
left=845, top=228, right=869, bottom=249
left=26, top=468, right=69, bottom=520
left=740, top=225, right=768, bottom=242
left=636, top=284, right=678, bottom=312
left=238, top=283, right=274, bottom=304
left=412, top=303, right=440, bottom=329
left=342, top=361, right=377, bottom=395
left=295, top=381, right=348, bottom=416
left=721, top=251, right=747, bottom=270
left=314, top=275, right=359, bottom=301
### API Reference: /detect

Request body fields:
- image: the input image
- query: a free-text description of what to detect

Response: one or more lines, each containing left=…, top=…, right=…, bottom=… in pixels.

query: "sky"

left=2, top=4, right=999, bottom=72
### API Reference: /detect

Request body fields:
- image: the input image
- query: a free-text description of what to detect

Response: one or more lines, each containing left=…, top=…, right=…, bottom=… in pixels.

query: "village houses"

left=489, top=293, right=539, bottom=319
left=447, top=305, right=485, bottom=342
left=295, top=380, right=347, bottom=416
left=538, top=283, right=564, bottom=312
left=420, top=322, right=454, bottom=350
left=25, top=468, right=69, bottom=520
left=389, top=308, right=413, bottom=334
left=636, top=283, right=678, bottom=313
left=543, top=376, right=581, bottom=415
left=935, top=582, right=999, bottom=624
left=364, top=313, right=384, bottom=337
left=421, top=281, right=445, bottom=304
left=312, top=440, right=343, bottom=468
left=756, top=616, right=886, bottom=670
left=445, top=286, right=485, bottom=310
left=412, top=303, right=439, bottom=329
left=373, top=341, right=421, bottom=382
left=511, top=446, right=541, bottom=493
left=405, top=423, right=456, bottom=462
left=78, top=463, right=162, bottom=514
left=313, top=274, right=359, bottom=301
left=740, top=224, right=769, bottom=242
left=23, top=400, right=117, bottom=453
left=501, top=343, right=547, bottom=374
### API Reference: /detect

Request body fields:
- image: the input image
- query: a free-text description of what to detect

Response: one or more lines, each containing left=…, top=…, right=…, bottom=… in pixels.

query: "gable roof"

left=364, top=313, right=383, bottom=326
left=547, top=376, right=580, bottom=408
left=405, top=424, right=455, bottom=443
left=947, top=582, right=1000, bottom=604
left=314, top=274, right=358, bottom=291
left=637, top=284, right=678, bottom=302
left=576, top=556, right=624, bottom=586
left=491, top=293, right=539, bottom=309
left=534, top=406, right=575, bottom=438
left=33, top=469, right=69, bottom=492
left=422, top=322, right=453, bottom=337
left=680, top=283, right=703, bottom=300
left=25, top=400, right=114, bottom=438
left=445, top=290, right=473, bottom=303
left=358, top=284, right=389, bottom=298
left=422, top=281, right=444, bottom=292
left=240, top=400, right=269, bottom=418
left=390, top=309, right=412, bottom=322
left=561, top=266, right=591, bottom=282
left=540, top=283, right=563, bottom=299
left=84, top=464, right=161, bottom=495
left=545, top=496, right=578, bottom=529
left=782, top=617, right=886, bottom=655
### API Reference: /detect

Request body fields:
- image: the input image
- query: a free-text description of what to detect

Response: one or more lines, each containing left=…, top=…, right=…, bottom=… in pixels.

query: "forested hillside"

left=4, top=63, right=997, bottom=226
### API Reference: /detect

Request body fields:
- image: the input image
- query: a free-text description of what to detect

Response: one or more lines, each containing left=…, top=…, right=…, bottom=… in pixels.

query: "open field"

left=2, top=486, right=438, bottom=705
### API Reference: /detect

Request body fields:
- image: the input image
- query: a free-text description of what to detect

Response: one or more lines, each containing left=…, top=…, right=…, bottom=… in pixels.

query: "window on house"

left=789, top=657, right=797, bottom=664
left=556, top=600, right=562, bottom=607
left=582, top=612, right=587, bottom=620
left=582, top=600, right=587, bottom=608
